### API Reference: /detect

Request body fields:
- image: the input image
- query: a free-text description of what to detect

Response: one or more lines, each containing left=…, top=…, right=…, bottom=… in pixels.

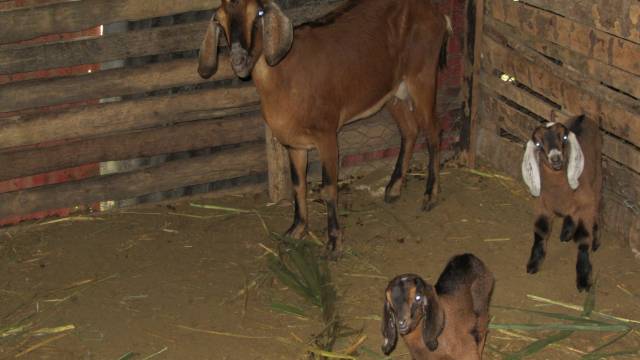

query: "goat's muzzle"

left=548, top=149, right=563, bottom=170
left=397, top=319, right=411, bottom=335
left=230, top=43, right=252, bottom=78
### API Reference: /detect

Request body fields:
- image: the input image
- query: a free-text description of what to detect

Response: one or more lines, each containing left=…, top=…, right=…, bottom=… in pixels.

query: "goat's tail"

left=438, top=15, right=453, bottom=70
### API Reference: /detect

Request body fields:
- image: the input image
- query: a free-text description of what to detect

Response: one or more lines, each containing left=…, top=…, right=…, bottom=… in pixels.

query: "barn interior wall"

left=474, top=0, right=640, bottom=253
left=0, top=0, right=466, bottom=224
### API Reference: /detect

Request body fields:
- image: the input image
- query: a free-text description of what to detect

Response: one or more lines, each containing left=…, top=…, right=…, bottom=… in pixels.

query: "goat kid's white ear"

left=262, top=1, right=293, bottom=66
left=522, top=140, right=541, bottom=197
left=198, top=19, right=220, bottom=79
left=566, top=131, right=584, bottom=190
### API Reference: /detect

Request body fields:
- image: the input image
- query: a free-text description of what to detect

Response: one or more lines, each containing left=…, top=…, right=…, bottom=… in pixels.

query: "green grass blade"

left=582, top=348, right=640, bottom=359
left=505, top=330, right=573, bottom=360
left=582, top=284, right=597, bottom=317
left=581, top=329, right=632, bottom=359
left=267, top=255, right=318, bottom=304
left=270, top=302, right=308, bottom=319
left=489, top=323, right=628, bottom=332
left=492, top=305, right=613, bottom=325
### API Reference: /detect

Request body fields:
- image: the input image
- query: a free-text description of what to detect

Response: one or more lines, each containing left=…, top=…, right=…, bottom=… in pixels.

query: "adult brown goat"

left=382, top=254, right=495, bottom=359
left=198, top=0, right=451, bottom=256
left=521, top=115, right=602, bottom=291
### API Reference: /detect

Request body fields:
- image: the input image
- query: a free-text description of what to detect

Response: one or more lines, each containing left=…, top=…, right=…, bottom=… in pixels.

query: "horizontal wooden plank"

left=484, top=16, right=640, bottom=100
left=0, top=57, right=235, bottom=113
left=475, top=126, right=522, bottom=179
left=520, top=0, right=640, bottom=44
left=0, top=0, right=218, bottom=45
left=0, top=1, right=344, bottom=75
left=0, top=112, right=264, bottom=181
left=0, top=143, right=266, bottom=218
left=481, top=80, right=640, bottom=174
left=0, top=21, right=207, bottom=75
left=0, top=85, right=260, bottom=150
left=480, top=31, right=640, bottom=147
left=479, top=87, right=540, bottom=141
left=487, top=0, right=640, bottom=76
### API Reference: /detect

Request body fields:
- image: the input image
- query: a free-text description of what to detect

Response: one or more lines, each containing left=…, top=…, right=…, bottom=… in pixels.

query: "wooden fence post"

left=462, top=0, right=484, bottom=168
left=265, top=127, right=292, bottom=202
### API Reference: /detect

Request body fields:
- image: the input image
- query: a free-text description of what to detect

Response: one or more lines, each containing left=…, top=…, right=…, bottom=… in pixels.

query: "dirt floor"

left=1, top=166, right=639, bottom=360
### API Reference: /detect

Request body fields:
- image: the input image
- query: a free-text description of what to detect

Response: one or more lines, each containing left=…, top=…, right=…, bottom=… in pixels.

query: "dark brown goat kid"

left=521, top=115, right=602, bottom=291
left=198, top=0, right=452, bottom=256
left=382, top=254, right=495, bottom=360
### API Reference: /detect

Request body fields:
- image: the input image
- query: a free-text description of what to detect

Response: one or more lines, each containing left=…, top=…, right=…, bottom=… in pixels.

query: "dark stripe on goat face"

left=560, top=216, right=575, bottom=242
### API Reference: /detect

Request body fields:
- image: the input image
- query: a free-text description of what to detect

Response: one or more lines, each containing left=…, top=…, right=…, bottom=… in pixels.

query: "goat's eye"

left=415, top=295, right=421, bottom=301
left=257, top=9, right=264, bottom=17
left=535, top=142, right=542, bottom=148
left=562, top=135, right=568, bottom=142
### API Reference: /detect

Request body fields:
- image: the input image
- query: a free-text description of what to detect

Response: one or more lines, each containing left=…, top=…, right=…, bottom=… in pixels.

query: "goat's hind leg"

left=574, top=217, right=594, bottom=292
left=316, top=135, right=343, bottom=258
left=384, top=100, right=419, bottom=203
left=527, top=206, right=553, bottom=274
left=285, top=148, right=309, bottom=239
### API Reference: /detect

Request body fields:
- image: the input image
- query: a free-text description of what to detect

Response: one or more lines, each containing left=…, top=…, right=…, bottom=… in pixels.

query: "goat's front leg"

left=285, top=148, right=309, bottom=239
left=422, top=111, right=441, bottom=212
left=526, top=204, right=553, bottom=274
left=574, top=216, right=594, bottom=292
left=317, top=135, right=343, bottom=257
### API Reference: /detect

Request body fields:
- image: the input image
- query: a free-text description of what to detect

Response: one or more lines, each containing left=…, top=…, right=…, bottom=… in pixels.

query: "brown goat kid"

left=382, top=254, right=495, bottom=360
left=198, top=0, right=451, bottom=256
left=521, top=115, right=603, bottom=291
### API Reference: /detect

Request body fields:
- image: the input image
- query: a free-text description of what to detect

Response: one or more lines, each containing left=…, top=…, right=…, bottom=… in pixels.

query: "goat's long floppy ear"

left=422, top=285, right=445, bottom=352
left=198, top=19, right=220, bottom=79
left=262, top=1, right=293, bottom=66
left=381, top=300, right=398, bottom=355
left=522, top=140, right=541, bottom=197
left=566, top=131, right=584, bottom=190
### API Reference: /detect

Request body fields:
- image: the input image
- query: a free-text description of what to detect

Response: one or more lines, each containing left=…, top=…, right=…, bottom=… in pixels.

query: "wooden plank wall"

left=0, top=0, right=466, bottom=222
left=475, top=0, right=640, bottom=251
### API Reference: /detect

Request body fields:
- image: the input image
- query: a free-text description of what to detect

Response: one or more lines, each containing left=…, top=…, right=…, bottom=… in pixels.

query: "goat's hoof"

left=577, top=277, right=592, bottom=292
left=560, top=234, right=572, bottom=242
left=284, top=223, right=307, bottom=240
left=384, top=192, right=400, bottom=204
left=323, top=231, right=343, bottom=261
left=421, top=199, right=438, bottom=212
left=526, top=261, right=540, bottom=274
left=592, top=240, right=601, bottom=252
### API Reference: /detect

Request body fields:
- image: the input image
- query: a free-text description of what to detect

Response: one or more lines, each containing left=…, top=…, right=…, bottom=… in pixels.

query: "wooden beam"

left=465, top=0, right=484, bottom=167
left=0, top=1, right=345, bottom=75
left=480, top=31, right=640, bottom=147
left=519, top=0, right=640, bottom=44
left=0, top=85, right=259, bottom=150
left=487, top=0, right=640, bottom=76
left=0, top=143, right=266, bottom=218
left=0, top=112, right=264, bottom=181
left=0, top=0, right=219, bottom=45
left=0, top=21, right=208, bottom=75
left=0, top=57, right=235, bottom=114
left=265, top=127, right=292, bottom=203
left=484, top=17, right=640, bottom=105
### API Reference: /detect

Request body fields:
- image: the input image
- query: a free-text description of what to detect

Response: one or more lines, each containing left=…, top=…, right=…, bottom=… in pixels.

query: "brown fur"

left=198, top=0, right=451, bottom=256
left=382, top=254, right=495, bottom=359
left=524, top=115, right=603, bottom=291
